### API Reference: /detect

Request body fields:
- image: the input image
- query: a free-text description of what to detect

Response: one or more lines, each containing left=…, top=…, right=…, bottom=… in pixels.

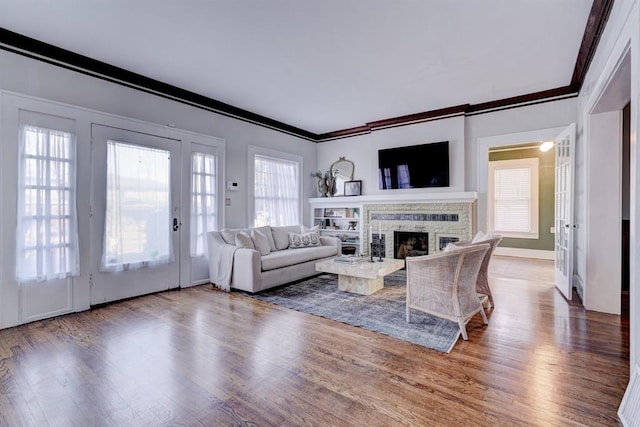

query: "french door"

left=554, top=123, right=576, bottom=300
left=90, top=124, right=181, bottom=304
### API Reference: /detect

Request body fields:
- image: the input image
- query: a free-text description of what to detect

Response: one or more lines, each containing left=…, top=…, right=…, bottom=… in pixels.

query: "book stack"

left=333, top=255, right=366, bottom=264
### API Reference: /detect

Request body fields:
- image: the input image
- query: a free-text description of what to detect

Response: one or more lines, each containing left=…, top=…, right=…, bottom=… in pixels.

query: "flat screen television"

left=378, top=141, right=449, bottom=189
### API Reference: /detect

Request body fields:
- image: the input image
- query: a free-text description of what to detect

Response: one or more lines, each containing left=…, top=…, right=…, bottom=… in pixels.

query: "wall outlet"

left=550, top=226, right=555, bottom=233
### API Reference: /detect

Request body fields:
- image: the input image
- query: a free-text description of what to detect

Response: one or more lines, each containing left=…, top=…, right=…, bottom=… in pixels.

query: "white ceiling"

left=0, top=0, right=593, bottom=135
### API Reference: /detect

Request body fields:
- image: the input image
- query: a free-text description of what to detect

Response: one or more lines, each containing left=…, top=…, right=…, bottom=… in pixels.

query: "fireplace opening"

left=394, top=231, right=428, bottom=259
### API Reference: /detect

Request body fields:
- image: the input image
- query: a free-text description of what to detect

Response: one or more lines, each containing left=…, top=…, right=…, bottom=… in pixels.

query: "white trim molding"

left=494, top=247, right=554, bottom=260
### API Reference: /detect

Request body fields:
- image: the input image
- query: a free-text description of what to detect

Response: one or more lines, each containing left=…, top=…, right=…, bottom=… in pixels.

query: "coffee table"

left=315, top=258, right=405, bottom=295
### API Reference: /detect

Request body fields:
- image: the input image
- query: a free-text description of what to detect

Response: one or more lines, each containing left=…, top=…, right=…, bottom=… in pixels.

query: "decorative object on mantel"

left=344, top=180, right=361, bottom=196
left=311, top=169, right=336, bottom=197
left=330, top=157, right=355, bottom=196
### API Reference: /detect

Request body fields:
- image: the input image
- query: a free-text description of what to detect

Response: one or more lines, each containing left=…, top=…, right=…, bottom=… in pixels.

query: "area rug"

left=237, top=270, right=461, bottom=353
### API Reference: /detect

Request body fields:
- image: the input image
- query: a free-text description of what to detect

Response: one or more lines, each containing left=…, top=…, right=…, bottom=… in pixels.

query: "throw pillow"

left=251, top=229, right=271, bottom=255
left=235, top=231, right=255, bottom=249
left=444, top=242, right=462, bottom=252
left=288, top=231, right=321, bottom=249
left=472, top=231, right=488, bottom=243
left=271, top=225, right=301, bottom=250
left=253, top=225, right=277, bottom=251
left=300, top=224, right=319, bottom=233
left=221, top=228, right=249, bottom=245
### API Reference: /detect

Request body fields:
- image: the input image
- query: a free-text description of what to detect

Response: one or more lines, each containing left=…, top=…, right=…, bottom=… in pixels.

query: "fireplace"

left=394, top=231, right=428, bottom=259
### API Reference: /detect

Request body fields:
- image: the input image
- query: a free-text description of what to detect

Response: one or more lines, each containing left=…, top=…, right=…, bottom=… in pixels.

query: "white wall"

left=0, top=49, right=318, bottom=228
left=317, top=116, right=465, bottom=195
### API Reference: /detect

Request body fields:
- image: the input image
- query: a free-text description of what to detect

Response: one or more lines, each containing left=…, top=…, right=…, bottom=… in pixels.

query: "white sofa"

left=207, top=225, right=341, bottom=293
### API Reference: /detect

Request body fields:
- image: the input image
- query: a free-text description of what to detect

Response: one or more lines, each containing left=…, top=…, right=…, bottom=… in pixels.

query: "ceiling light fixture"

left=539, top=141, right=554, bottom=152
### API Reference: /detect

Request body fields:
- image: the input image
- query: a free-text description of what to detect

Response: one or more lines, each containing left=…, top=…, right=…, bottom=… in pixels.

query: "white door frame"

left=581, top=45, right=631, bottom=316
left=476, top=126, right=567, bottom=238
left=89, top=124, right=182, bottom=305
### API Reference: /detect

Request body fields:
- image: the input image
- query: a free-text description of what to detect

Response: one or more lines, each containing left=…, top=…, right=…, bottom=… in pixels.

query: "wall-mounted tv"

left=378, top=141, right=449, bottom=189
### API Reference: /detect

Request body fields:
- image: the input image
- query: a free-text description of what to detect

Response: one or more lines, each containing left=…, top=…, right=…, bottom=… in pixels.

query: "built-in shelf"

left=311, top=205, right=362, bottom=254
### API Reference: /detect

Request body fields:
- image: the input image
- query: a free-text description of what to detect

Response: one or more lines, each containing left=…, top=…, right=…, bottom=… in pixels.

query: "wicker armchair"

left=452, top=235, right=502, bottom=309
left=406, top=244, right=490, bottom=340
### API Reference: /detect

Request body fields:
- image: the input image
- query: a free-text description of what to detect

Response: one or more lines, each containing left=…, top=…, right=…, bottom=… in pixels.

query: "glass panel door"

left=90, top=124, right=180, bottom=304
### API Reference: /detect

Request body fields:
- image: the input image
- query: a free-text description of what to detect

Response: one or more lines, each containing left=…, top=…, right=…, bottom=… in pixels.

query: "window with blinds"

left=487, top=158, right=539, bottom=239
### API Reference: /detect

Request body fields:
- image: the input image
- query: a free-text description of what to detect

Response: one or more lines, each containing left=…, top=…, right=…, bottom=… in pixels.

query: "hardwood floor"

left=0, top=256, right=629, bottom=426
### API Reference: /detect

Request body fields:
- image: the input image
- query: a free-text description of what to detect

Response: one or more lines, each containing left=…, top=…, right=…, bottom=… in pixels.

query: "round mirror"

left=330, top=157, right=355, bottom=196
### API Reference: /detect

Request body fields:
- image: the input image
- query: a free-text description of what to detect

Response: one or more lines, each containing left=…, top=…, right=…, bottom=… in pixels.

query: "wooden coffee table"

left=315, top=258, right=405, bottom=295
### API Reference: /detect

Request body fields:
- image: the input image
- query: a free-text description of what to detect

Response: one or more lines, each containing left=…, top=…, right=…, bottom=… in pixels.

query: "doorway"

left=90, top=124, right=181, bottom=305
left=582, top=50, right=631, bottom=315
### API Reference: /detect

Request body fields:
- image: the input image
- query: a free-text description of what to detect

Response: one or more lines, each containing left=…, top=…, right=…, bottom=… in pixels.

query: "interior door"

left=90, top=124, right=181, bottom=304
left=554, top=123, right=576, bottom=300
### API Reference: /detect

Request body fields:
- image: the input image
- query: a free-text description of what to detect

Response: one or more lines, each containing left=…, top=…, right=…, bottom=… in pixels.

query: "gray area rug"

left=237, top=270, right=461, bottom=353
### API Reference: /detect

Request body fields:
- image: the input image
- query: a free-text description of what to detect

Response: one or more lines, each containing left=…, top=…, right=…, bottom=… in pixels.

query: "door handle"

left=173, top=218, right=180, bottom=231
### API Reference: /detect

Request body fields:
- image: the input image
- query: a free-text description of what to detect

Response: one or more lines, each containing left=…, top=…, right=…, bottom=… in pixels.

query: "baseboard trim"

left=494, top=247, right=555, bottom=260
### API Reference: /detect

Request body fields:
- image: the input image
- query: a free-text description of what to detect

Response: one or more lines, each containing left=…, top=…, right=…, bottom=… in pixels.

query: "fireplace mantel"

left=309, top=191, right=477, bottom=207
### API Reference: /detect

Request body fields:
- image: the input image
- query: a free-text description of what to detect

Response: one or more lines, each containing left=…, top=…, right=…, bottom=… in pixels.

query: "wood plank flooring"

left=0, top=256, right=629, bottom=426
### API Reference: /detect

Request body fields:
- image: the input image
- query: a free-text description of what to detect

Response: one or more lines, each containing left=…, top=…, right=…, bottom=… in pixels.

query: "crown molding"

left=571, top=0, right=615, bottom=91
left=0, top=27, right=320, bottom=141
left=0, top=0, right=613, bottom=142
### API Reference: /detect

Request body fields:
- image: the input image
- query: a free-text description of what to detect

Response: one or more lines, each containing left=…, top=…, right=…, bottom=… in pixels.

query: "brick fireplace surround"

left=364, top=197, right=476, bottom=258
left=310, top=192, right=477, bottom=258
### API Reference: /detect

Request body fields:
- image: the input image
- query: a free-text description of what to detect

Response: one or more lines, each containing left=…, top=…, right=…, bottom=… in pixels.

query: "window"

left=101, top=141, right=172, bottom=271
left=190, top=152, right=217, bottom=256
left=488, top=158, right=539, bottom=239
left=16, top=119, right=79, bottom=281
left=249, top=147, right=301, bottom=227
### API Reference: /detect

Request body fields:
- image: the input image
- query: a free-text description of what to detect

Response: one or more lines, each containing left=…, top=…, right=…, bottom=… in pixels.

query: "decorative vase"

left=317, top=178, right=329, bottom=197
left=326, top=177, right=336, bottom=197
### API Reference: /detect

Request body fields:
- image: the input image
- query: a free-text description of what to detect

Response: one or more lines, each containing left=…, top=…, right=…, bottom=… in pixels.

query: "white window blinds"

left=16, top=112, right=79, bottom=282
left=488, top=158, right=539, bottom=239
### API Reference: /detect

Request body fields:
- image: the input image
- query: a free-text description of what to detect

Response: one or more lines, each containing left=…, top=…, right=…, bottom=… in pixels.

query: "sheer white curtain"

left=16, top=124, right=79, bottom=282
left=190, top=152, right=217, bottom=257
left=253, top=154, right=300, bottom=227
left=101, top=141, right=173, bottom=272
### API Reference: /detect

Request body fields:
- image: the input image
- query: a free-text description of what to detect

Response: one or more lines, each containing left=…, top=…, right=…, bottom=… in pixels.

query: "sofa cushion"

left=271, top=225, right=302, bottom=250
left=220, top=228, right=249, bottom=245
left=235, top=231, right=255, bottom=249
left=261, top=245, right=338, bottom=271
left=253, top=225, right=277, bottom=252
left=288, top=231, right=321, bottom=249
left=251, top=229, right=271, bottom=255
